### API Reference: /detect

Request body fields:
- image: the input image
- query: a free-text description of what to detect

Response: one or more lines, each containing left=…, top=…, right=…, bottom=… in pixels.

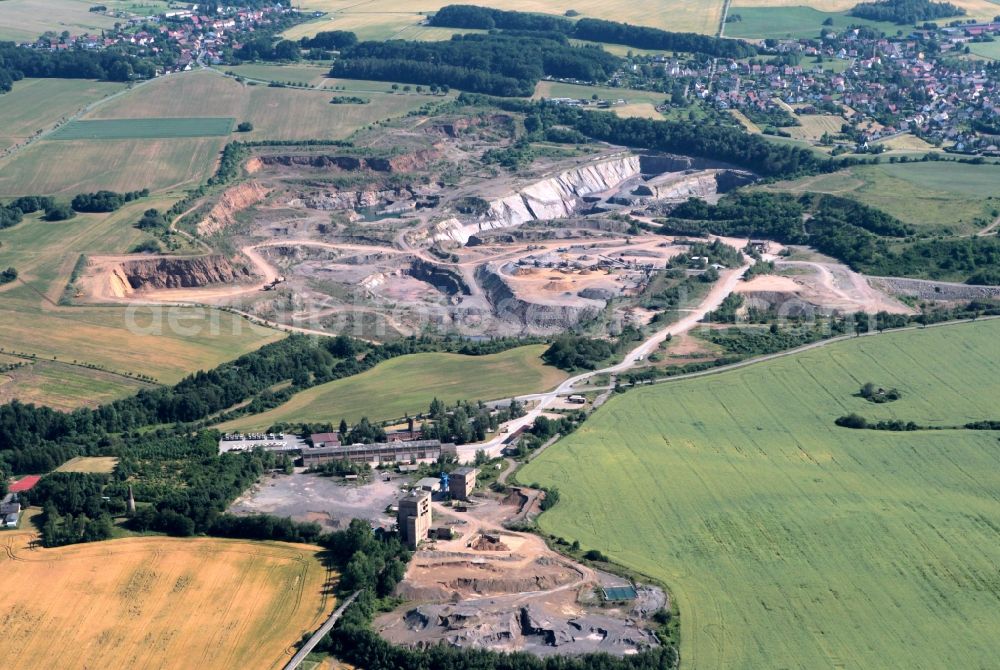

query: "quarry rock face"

left=438, top=156, right=642, bottom=244
left=258, top=148, right=440, bottom=173
left=114, top=256, right=252, bottom=291
left=198, top=181, right=270, bottom=236
left=304, top=188, right=413, bottom=211
left=476, top=264, right=603, bottom=332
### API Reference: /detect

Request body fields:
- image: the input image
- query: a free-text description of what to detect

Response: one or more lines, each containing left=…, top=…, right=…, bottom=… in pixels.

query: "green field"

left=49, top=117, right=235, bottom=140
left=0, top=78, right=126, bottom=147
left=725, top=5, right=900, bottom=39
left=969, top=39, right=1000, bottom=60
left=762, top=161, right=1000, bottom=234
left=217, top=345, right=568, bottom=431
left=521, top=319, right=1000, bottom=669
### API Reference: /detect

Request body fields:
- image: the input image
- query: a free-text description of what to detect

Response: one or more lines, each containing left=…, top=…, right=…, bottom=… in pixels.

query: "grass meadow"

left=217, top=345, right=568, bottom=431
left=0, top=535, right=334, bottom=670
left=54, top=456, right=119, bottom=473
left=49, top=117, right=235, bottom=140
left=725, top=6, right=899, bottom=39
left=0, top=198, right=282, bottom=401
left=762, top=161, right=1000, bottom=235
left=521, top=319, right=1000, bottom=669
left=227, top=63, right=333, bottom=86
left=969, top=39, right=1000, bottom=60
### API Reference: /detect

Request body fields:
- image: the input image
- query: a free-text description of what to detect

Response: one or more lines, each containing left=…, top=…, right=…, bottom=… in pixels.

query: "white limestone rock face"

left=435, top=155, right=641, bottom=244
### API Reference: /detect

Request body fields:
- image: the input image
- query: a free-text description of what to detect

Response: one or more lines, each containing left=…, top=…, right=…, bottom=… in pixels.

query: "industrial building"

left=416, top=477, right=442, bottom=493
left=398, top=491, right=432, bottom=548
left=449, top=467, right=478, bottom=500
left=301, top=439, right=446, bottom=467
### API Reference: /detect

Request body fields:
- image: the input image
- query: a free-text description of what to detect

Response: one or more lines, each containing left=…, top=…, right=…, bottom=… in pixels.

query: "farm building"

left=300, top=439, right=447, bottom=467
left=449, top=467, right=478, bottom=501
left=398, top=491, right=432, bottom=549
left=310, top=432, right=341, bottom=447
left=0, top=493, right=21, bottom=517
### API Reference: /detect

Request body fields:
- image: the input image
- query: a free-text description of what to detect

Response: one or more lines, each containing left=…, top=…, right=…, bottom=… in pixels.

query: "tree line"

left=660, top=191, right=1000, bottom=284
left=429, top=4, right=756, bottom=58
left=0, top=334, right=545, bottom=474
left=331, top=33, right=620, bottom=97
left=463, top=94, right=866, bottom=178
left=0, top=42, right=158, bottom=94
left=849, top=0, right=965, bottom=23
left=70, top=189, right=148, bottom=213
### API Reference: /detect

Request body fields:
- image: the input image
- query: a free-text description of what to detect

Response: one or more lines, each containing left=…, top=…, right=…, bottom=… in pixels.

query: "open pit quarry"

left=70, top=123, right=909, bottom=339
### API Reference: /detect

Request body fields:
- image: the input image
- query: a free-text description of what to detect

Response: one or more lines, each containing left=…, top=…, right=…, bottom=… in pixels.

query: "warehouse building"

left=398, top=491, right=432, bottom=548
left=300, top=439, right=446, bottom=467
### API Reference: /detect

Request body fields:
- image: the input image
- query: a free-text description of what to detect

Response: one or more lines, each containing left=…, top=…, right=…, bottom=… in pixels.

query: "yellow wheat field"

left=0, top=533, right=336, bottom=670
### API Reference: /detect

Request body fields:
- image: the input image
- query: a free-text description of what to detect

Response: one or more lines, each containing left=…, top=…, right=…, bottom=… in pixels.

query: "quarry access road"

left=459, top=262, right=751, bottom=461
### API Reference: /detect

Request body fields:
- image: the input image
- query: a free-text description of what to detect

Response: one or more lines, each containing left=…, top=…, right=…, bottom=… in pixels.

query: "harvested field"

left=0, top=0, right=117, bottom=42
left=0, top=137, right=226, bottom=195
left=217, top=345, right=567, bottom=431
left=0, top=359, right=152, bottom=411
left=85, top=70, right=435, bottom=141
left=876, top=133, right=936, bottom=152
left=0, top=78, right=126, bottom=149
left=54, top=456, right=119, bottom=473
left=0, top=535, right=335, bottom=670
left=521, top=319, right=1000, bottom=669
left=785, top=113, right=844, bottom=141
left=285, top=0, right=723, bottom=39
left=49, top=117, right=235, bottom=140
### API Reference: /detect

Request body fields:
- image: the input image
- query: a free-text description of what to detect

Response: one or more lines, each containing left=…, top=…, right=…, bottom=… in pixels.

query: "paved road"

left=456, top=261, right=751, bottom=461
left=281, top=590, right=360, bottom=670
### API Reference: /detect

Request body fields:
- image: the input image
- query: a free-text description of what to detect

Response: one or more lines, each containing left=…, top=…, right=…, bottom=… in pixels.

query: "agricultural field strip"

left=49, top=117, right=236, bottom=140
